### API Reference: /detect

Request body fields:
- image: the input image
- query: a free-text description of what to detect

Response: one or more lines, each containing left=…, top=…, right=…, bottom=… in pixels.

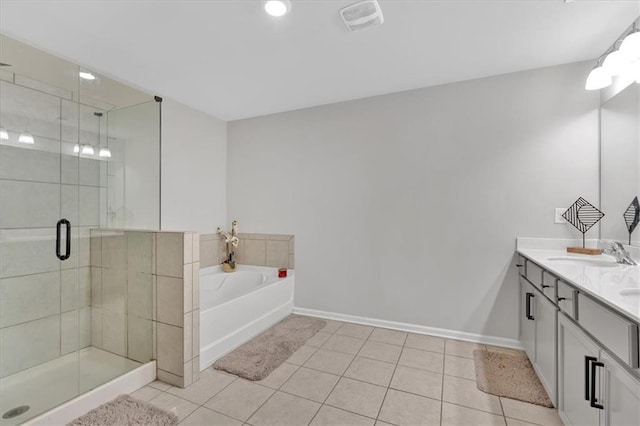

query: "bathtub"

left=199, top=265, right=294, bottom=370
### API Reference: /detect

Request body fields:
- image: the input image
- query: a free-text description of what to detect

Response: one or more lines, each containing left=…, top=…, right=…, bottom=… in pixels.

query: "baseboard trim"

left=293, top=307, right=523, bottom=349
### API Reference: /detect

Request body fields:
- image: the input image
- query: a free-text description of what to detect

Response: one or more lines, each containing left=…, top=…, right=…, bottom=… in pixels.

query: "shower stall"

left=0, top=35, right=160, bottom=424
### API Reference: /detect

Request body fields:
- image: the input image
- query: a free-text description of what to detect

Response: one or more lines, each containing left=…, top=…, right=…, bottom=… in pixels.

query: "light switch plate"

left=555, top=208, right=568, bottom=224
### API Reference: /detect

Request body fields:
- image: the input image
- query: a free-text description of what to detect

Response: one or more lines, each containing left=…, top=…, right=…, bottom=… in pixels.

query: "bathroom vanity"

left=516, top=246, right=640, bottom=426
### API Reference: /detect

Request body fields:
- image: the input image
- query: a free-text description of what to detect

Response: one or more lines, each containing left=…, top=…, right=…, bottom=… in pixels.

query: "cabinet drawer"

left=517, top=255, right=526, bottom=276
left=541, top=270, right=556, bottom=300
left=578, top=294, right=639, bottom=369
left=525, top=261, right=544, bottom=289
left=557, top=280, right=578, bottom=320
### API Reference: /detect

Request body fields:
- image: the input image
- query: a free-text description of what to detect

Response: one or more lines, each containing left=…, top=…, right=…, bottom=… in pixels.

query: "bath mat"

left=473, top=350, right=553, bottom=408
left=213, top=314, right=326, bottom=381
left=67, top=394, right=178, bottom=426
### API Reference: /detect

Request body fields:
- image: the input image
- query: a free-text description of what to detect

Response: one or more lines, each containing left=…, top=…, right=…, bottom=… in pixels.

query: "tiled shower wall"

left=200, top=233, right=295, bottom=269
left=90, top=229, right=200, bottom=388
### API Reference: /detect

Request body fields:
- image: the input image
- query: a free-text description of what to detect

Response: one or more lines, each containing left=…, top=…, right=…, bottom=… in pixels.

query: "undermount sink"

left=546, top=256, right=619, bottom=268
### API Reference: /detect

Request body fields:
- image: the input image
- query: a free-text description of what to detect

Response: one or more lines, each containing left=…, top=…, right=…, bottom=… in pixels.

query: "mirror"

left=600, top=83, right=640, bottom=246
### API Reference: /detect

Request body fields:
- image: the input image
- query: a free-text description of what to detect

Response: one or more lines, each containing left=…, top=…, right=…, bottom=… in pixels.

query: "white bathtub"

left=199, top=265, right=294, bottom=370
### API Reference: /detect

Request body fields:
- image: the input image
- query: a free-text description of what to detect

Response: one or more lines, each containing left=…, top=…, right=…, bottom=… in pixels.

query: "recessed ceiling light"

left=79, top=71, right=96, bottom=80
left=18, top=132, right=35, bottom=144
left=264, top=0, right=291, bottom=17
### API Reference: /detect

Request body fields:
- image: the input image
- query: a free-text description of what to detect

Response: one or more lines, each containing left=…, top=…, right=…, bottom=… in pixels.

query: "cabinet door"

left=600, top=351, right=640, bottom=426
left=520, top=277, right=536, bottom=361
left=558, top=313, right=600, bottom=426
left=535, top=292, right=557, bottom=405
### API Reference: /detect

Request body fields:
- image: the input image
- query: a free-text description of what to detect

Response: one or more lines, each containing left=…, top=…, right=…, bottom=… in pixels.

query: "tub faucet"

left=603, top=242, right=637, bottom=266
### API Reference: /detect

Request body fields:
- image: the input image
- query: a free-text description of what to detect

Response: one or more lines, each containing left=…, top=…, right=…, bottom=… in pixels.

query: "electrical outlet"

left=555, top=208, right=568, bottom=224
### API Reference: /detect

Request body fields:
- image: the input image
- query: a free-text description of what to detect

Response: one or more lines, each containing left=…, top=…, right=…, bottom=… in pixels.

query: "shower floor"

left=0, top=347, right=140, bottom=425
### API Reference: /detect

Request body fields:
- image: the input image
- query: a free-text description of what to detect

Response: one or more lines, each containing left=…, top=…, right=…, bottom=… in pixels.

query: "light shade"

left=585, top=66, right=612, bottom=90
left=18, top=132, right=35, bottom=144
left=264, top=0, right=291, bottom=17
left=619, top=30, right=640, bottom=61
left=602, top=50, right=629, bottom=76
left=0, top=128, right=8, bottom=140
left=98, top=147, right=112, bottom=158
left=73, top=144, right=80, bottom=154
left=81, top=145, right=94, bottom=155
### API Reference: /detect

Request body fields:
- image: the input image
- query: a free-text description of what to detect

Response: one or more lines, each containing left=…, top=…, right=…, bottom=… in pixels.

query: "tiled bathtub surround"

left=90, top=229, right=200, bottom=388
left=200, top=233, right=294, bottom=269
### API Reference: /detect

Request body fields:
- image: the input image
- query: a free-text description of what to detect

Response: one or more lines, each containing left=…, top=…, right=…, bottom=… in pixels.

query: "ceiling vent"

left=339, top=0, right=384, bottom=32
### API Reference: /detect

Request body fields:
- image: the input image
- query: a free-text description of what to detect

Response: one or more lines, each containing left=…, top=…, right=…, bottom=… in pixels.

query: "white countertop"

left=517, top=248, right=640, bottom=323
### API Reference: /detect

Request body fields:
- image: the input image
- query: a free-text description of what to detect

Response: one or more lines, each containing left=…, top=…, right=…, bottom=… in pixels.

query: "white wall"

left=161, top=99, right=227, bottom=234
left=227, top=61, right=600, bottom=343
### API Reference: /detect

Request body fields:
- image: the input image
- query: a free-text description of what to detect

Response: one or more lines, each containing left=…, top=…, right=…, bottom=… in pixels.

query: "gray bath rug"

left=67, top=394, right=178, bottom=426
left=473, top=350, right=554, bottom=408
left=213, top=314, right=326, bottom=381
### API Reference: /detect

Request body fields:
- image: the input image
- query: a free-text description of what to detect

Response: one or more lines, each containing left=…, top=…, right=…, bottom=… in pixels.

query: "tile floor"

left=130, top=318, right=564, bottom=426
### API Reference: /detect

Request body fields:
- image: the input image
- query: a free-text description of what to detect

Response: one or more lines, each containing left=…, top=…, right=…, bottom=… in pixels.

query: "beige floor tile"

left=168, top=369, right=235, bottom=405
left=378, top=389, right=441, bottom=426
left=335, top=323, right=374, bottom=339
left=445, top=339, right=486, bottom=358
left=500, top=398, right=563, bottom=426
left=505, top=417, right=540, bottom=426
left=256, top=362, right=299, bottom=389
left=179, top=406, right=242, bottom=425
left=404, top=333, right=445, bottom=353
left=307, top=331, right=332, bottom=347
left=304, top=349, right=354, bottom=375
left=390, top=365, right=443, bottom=400
left=287, top=344, right=318, bottom=365
left=281, top=367, right=340, bottom=402
left=149, top=392, right=198, bottom=422
left=442, top=375, right=502, bottom=415
left=368, top=328, right=407, bottom=346
left=441, top=402, right=506, bottom=426
left=322, top=334, right=365, bottom=355
left=344, top=356, right=396, bottom=387
left=398, top=347, right=444, bottom=373
left=358, top=341, right=402, bottom=363
left=130, top=385, right=163, bottom=402
left=444, top=355, right=476, bottom=380
left=204, top=380, right=275, bottom=421
left=325, top=377, right=387, bottom=418
left=320, top=319, right=344, bottom=333
left=148, top=380, right=172, bottom=391
left=248, top=391, right=321, bottom=426
left=310, top=405, right=375, bottom=426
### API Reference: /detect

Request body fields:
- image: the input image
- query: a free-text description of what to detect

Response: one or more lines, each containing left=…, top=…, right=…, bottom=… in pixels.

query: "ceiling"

left=0, top=0, right=638, bottom=121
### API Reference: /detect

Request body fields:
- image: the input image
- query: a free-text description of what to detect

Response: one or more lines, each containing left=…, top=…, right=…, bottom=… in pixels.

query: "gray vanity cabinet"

left=535, top=291, right=557, bottom=404
left=558, top=312, right=640, bottom=426
left=558, top=313, right=601, bottom=426
left=520, top=276, right=536, bottom=361
left=519, top=274, right=557, bottom=403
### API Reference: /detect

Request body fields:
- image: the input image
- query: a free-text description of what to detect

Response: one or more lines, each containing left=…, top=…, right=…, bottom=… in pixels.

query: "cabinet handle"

left=525, top=293, right=534, bottom=320
left=590, top=360, right=604, bottom=410
left=56, top=219, right=71, bottom=261
left=584, top=356, right=597, bottom=401
left=557, top=297, right=566, bottom=302
left=516, top=264, right=523, bottom=267
left=541, top=284, right=551, bottom=289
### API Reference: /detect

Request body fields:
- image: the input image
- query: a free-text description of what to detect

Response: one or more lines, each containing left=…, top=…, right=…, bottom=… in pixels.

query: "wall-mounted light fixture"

left=0, top=127, right=8, bottom=140
left=586, top=19, right=640, bottom=90
left=81, top=145, right=94, bottom=155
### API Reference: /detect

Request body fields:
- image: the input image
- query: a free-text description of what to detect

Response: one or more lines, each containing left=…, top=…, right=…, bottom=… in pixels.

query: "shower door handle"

left=56, top=219, right=71, bottom=261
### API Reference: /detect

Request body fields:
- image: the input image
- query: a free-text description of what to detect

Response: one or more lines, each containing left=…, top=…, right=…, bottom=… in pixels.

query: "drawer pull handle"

left=541, top=284, right=551, bottom=289
left=557, top=297, right=566, bottom=302
left=516, top=264, right=523, bottom=267
left=525, top=293, right=534, bottom=320
left=590, top=360, right=604, bottom=410
left=584, top=356, right=597, bottom=401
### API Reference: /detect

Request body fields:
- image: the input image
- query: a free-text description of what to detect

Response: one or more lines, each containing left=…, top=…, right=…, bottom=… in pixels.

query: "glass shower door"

left=0, top=36, right=82, bottom=425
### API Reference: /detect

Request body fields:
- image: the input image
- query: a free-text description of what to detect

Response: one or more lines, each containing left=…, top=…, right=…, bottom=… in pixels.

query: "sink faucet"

left=603, top=242, right=637, bottom=266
